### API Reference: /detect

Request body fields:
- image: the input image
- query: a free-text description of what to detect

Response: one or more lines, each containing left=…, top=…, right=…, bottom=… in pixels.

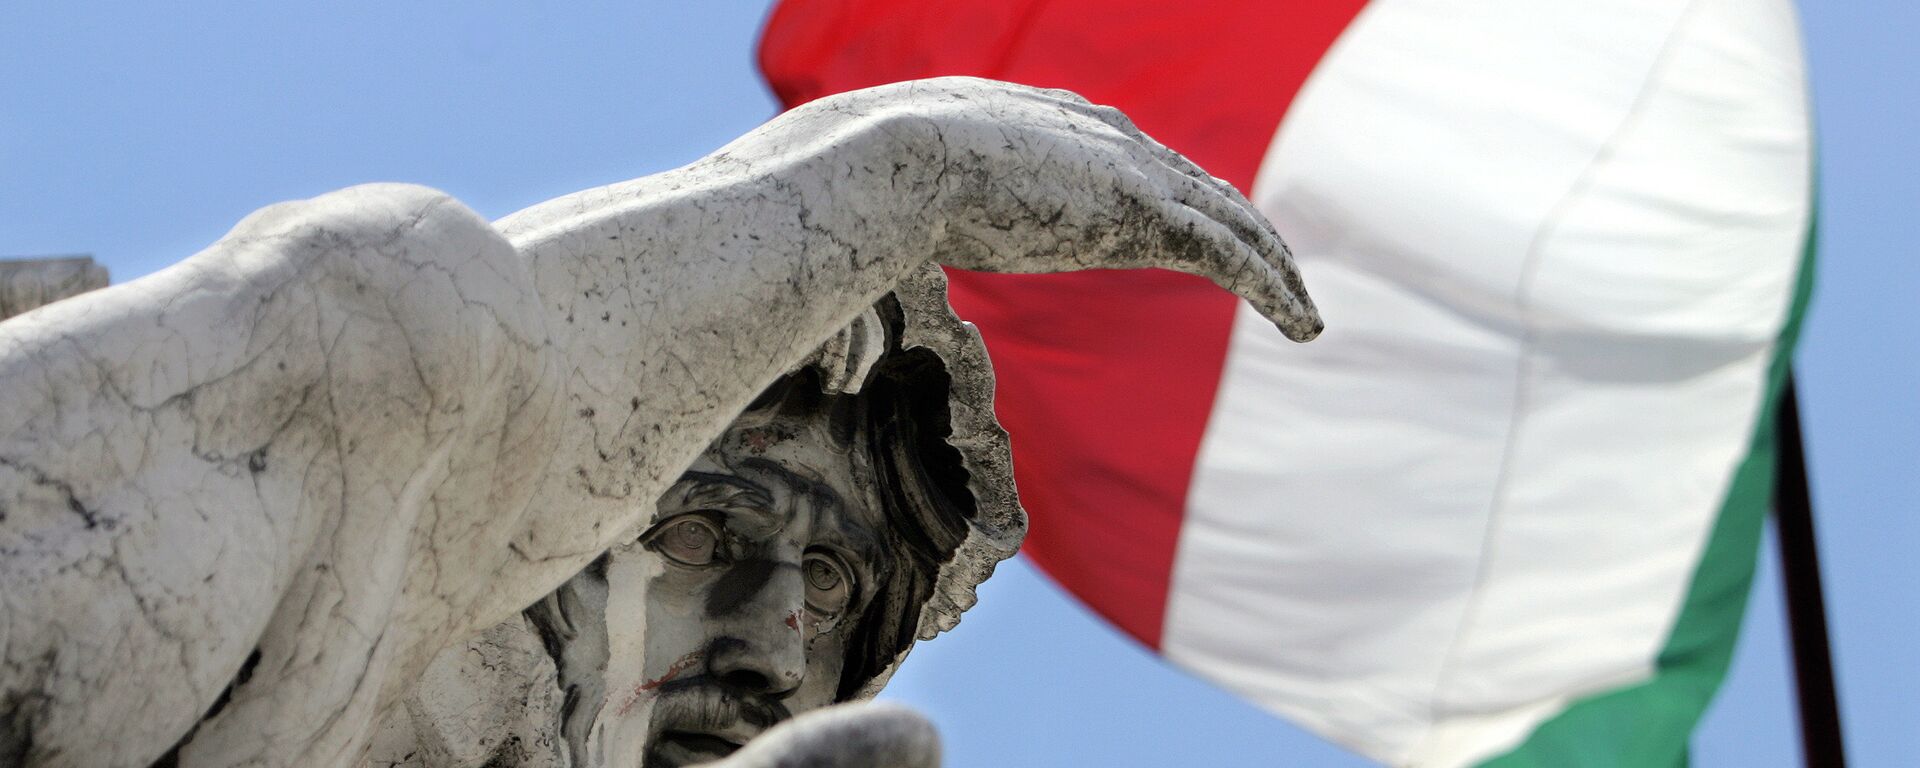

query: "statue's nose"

left=705, top=562, right=808, bottom=697
left=707, top=635, right=805, bottom=698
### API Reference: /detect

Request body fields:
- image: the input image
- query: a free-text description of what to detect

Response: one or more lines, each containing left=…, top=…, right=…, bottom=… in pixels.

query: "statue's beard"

left=640, top=676, right=793, bottom=768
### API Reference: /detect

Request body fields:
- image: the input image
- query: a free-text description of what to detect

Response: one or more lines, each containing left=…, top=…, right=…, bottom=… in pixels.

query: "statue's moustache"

left=647, top=676, right=793, bottom=734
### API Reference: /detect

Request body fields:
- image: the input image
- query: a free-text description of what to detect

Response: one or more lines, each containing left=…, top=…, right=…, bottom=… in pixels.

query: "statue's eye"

left=802, top=550, right=855, bottom=617
left=645, top=515, right=723, bottom=567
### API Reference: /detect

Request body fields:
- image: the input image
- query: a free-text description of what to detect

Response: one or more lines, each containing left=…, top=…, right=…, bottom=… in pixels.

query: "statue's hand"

left=710, top=702, right=941, bottom=768
left=789, top=77, right=1322, bottom=341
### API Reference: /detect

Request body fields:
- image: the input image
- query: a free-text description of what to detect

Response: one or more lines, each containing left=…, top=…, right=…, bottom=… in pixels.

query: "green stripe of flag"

left=1479, top=203, right=1820, bottom=768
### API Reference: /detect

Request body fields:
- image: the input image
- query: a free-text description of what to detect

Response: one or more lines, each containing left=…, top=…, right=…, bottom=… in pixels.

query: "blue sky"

left=3, top=2, right=1913, bottom=765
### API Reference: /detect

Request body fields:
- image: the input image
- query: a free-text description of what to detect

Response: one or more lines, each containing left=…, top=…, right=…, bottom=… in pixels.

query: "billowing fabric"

left=759, top=1, right=1815, bottom=765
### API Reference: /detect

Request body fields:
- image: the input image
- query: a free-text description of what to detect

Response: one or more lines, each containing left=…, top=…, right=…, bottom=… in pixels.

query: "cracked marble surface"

left=0, top=77, right=1317, bottom=767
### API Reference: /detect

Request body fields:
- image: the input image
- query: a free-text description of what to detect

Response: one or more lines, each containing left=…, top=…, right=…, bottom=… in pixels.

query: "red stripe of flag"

left=759, top=0, right=1367, bottom=648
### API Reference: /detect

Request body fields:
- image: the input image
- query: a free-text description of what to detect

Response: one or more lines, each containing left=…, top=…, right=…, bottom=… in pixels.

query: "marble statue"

left=366, top=272, right=1022, bottom=768
left=0, top=77, right=1319, bottom=767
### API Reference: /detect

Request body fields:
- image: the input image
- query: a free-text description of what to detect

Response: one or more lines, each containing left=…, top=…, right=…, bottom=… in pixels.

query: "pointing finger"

left=1161, top=201, right=1323, bottom=341
left=1061, top=96, right=1323, bottom=340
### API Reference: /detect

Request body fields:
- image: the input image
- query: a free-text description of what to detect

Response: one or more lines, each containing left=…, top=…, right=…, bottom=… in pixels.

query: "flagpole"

left=1773, top=373, right=1847, bottom=767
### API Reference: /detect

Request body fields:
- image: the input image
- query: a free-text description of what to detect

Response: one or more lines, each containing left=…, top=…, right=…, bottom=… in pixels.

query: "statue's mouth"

left=639, top=676, right=789, bottom=766
left=648, top=730, right=744, bottom=766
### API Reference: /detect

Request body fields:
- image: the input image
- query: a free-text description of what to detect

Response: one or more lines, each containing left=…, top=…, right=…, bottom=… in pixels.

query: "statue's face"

left=589, top=408, right=890, bottom=767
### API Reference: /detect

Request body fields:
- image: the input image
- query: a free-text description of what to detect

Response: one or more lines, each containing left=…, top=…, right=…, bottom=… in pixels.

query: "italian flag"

left=760, top=1, right=1815, bottom=765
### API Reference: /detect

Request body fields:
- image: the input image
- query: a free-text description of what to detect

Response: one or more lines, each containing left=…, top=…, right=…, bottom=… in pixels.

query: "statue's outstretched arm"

left=488, top=76, right=1320, bottom=608
left=0, top=77, right=1315, bottom=767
